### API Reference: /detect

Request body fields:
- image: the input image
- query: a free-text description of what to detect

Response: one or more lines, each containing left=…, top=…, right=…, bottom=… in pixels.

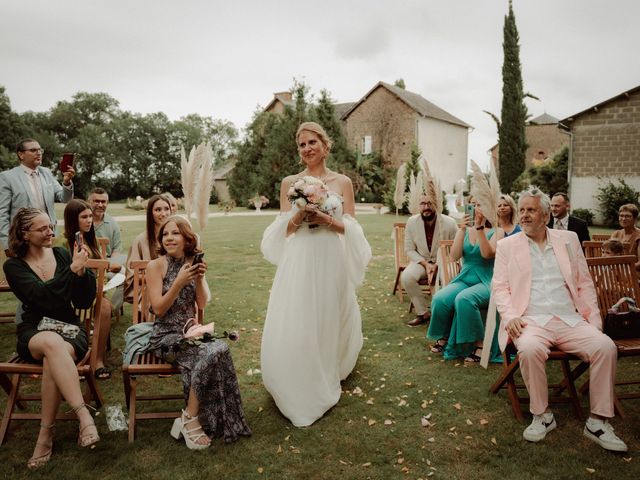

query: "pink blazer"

left=491, top=228, right=601, bottom=351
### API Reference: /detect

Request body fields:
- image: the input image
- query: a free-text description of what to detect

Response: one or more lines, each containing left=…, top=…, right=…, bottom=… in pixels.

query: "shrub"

left=571, top=208, right=594, bottom=226
left=595, top=178, right=640, bottom=227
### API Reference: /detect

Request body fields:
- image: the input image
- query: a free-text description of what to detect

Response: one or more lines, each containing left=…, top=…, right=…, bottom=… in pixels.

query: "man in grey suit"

left=0, top=139, right=74, bottom=254
left=402, top=195, right=458, bottom=326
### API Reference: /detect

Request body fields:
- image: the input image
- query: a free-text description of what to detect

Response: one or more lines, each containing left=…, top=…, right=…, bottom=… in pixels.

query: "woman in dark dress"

left=2, top=208, right=99, bottom=469
left=145, top=216, right=250, bottom=450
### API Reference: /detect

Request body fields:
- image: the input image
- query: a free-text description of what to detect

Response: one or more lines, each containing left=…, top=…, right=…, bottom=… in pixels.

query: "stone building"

left=489, top=113, right=569, bottom=168
left=560, top=85, right=640, bottom=220
left=341, top=82, right=471, bottom=193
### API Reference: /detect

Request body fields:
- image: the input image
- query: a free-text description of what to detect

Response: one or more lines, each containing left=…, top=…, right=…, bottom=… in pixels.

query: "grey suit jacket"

left=0, top=165, right=73, bottom=249
left=404, top=213, right=458, bottom=264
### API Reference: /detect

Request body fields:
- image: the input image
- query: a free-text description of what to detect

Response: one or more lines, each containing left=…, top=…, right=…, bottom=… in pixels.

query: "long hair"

left=146, top=195, right=171, bottom=259
left=157, top=216, right=200, bottom=257
left=7, top=208, right=43, bottom=258
left=63, top=199, right=101, bottom=258
left=498, top=194, right=518, bottom=226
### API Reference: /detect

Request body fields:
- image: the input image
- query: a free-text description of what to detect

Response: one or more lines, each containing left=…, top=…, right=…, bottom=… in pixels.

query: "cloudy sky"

left=2, top=0, right=639, bottom=170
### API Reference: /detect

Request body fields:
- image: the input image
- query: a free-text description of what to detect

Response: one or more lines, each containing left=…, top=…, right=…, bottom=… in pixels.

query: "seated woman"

left=64, top=199, right=114, bottom=379
left=3, top=208, right=99, bottom=469
left=610, top=203, right=640, bottom=271
left=427, top=199, right=502, bottom=363
left=145, top=216, right=251, bottom=450
left=497, top=194, right=521, bottom=237
left=123, top=194, right=172, bottom=301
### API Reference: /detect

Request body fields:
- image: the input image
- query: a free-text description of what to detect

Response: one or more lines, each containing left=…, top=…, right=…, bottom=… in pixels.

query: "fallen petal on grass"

left=453, top=403, right=462, bottom=410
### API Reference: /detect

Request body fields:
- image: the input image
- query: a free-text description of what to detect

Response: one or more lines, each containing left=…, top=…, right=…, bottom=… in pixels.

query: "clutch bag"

left=37, top=317, right=81, bottom=339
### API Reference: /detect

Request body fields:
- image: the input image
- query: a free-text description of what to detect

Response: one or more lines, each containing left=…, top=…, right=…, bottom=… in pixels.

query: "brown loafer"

left=407, top=312, right=430, bottom=327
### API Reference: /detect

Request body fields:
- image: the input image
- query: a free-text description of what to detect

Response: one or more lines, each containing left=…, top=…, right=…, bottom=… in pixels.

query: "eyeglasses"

left=21, top=148, right=44, bottom=154
left=26, top=224, right=55, bottom=233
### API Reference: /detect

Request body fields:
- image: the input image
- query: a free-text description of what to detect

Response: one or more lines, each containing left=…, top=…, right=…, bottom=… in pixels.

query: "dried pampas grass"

left=393, top=163, right=407, bottom=214
left=181, top=145, right=204, bottom=220
left=470, top=160, right=498, bottom=227
left=195, top=143, right=215, bottom=231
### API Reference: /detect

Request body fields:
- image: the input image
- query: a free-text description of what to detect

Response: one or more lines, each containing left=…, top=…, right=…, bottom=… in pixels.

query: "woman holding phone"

left=3, top=208, right=100, bottom=468
left=426, top=197, right=502, bottom=363
left=63, top=199, right=114, bottom=379
left=146, top=216, right=250, bottom=450
left=123, top=194, right=172, bottom=301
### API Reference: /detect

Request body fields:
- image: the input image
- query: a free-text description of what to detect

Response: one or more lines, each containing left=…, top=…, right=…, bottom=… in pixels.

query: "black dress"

left=3, top=247, right=97, bottom=363
left=148, top=256, right=251, bottom=443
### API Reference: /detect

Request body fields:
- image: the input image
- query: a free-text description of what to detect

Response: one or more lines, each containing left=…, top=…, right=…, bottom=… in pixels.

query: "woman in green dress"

left=3, top=208, right=99, bottom=469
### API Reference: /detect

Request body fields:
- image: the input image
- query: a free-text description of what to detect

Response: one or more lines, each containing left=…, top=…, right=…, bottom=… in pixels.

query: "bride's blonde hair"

left=296, top=122, right=333, bottom=150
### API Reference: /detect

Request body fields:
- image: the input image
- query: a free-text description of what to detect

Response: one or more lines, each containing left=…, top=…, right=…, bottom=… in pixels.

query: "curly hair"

left=157, top=216, right=200, bottom=257
left=7, top=208, right=46, bottom=258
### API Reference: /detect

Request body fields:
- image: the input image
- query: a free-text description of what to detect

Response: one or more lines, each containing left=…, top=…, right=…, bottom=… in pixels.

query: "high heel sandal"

left=69, top=403, right=100, bottom=448
left=170, top=409, right=211, bottom=450
left=430, top=338, right=448, bottom=354
left=26, top=423, right=55, bottom=469
left=464, top=346, right=483, bottom=363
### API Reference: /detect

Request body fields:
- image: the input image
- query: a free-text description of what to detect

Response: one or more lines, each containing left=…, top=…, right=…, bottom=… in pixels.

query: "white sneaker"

left=523, top=412, right=556, bottom=442
left=583, top=418, right=628, bottom=452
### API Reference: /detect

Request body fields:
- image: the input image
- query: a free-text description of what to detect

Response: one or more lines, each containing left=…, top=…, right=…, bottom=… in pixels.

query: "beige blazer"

left=404, top=213, right=457, bottom=264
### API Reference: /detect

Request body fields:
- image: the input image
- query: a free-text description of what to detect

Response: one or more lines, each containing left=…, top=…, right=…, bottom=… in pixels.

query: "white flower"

left=294, top=198, right=308, bottom=209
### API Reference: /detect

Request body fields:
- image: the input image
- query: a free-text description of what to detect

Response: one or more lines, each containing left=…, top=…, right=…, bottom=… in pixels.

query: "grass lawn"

left=0, top=214, right=638, bottom=479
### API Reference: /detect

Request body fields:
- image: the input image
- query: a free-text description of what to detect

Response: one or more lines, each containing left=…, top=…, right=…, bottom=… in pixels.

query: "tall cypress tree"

left=498, top=0, right=528, bottom=193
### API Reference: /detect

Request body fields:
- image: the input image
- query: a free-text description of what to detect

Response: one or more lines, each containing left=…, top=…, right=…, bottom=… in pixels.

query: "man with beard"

left=88, top=187, right=125, bottom=273
left=402, top=195, right=457, bottom=326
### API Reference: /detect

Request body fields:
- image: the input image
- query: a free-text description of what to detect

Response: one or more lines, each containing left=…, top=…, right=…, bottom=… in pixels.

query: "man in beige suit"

left=402, top=196, right=457, bottom=326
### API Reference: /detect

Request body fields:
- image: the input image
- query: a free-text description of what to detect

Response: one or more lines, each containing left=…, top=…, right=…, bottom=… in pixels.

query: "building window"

left=362, top=135, right=372, bottom=154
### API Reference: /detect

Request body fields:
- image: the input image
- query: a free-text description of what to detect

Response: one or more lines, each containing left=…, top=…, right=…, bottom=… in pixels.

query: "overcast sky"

left=2, top=0, right=639, bottom=172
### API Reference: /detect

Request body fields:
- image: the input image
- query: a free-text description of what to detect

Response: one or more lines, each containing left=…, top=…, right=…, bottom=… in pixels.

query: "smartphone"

left=75, top=231, right=83, bottom=250
left=192, top=252, right=204, bottom=265
left=464, top=203, right=475, bottom=226
left=60, top=153, right=75, bottom=173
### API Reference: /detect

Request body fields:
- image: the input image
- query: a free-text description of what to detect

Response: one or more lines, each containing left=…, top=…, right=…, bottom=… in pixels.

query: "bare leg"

left=184, top=387, right=211, bottom=446
left=28, top=332, right=98, bottom=441
left=96, top=298, right=112, bottom=371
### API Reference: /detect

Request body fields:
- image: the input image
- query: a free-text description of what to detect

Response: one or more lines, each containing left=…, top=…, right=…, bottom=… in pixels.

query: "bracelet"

left=475, top=225, right=485, bottom=230
left=327, top=217, right=334, bottom=228
left=291, top=218, right=301, bottom=227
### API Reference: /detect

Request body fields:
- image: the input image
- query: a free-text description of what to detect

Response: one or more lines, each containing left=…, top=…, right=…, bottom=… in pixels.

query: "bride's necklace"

left=304, top=169, right=331, bottom=183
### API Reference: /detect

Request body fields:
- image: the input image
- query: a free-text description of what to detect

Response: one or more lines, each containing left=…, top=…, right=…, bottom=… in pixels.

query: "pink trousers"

left=514, top=317, right=617, bottom=417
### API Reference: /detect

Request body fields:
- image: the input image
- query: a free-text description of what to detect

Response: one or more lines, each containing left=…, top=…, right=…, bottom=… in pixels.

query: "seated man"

left=88, top=187, right=126, bottom=272
left=401, top=194, right=457, bottom=326
left=492, top=186, right=626, bottom=452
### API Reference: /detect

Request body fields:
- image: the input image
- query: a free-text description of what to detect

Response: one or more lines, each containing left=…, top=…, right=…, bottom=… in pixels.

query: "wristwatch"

left=475, top=226, right=485, bottom=230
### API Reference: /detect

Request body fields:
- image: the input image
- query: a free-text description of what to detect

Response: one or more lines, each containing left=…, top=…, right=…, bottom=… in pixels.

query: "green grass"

left=0, top=214, right=638, bottom=479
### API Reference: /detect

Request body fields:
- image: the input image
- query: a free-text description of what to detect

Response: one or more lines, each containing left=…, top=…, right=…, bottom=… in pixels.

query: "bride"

left=260, top=122, right=371, bottom=427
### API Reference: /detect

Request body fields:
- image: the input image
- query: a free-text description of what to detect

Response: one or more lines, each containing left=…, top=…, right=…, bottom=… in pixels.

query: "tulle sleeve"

left=342, top=214, right=372, bottom=287
left=260, top=210, right=294, bottom=265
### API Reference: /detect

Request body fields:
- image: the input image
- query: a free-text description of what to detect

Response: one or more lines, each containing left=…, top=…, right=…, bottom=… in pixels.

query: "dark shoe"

left=464, top=346, right=483, bottom=363
left=407, top=313, right=428, bottom=327
left=95, top=367, right=111, bottom=380
left=430, top=338, right=447, bottom=354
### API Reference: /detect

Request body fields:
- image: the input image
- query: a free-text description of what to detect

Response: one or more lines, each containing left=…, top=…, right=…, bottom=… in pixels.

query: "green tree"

left=498, top=0, right=528, bottom=193
left=596, top=178, right=640, bottom=227
left=512, top=146, right=569, bottom=195
left=0, top=86, right=29, bottom=170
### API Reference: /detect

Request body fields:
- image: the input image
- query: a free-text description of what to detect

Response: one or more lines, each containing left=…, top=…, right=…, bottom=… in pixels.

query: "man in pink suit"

left=492, top=186, right=627, bottom=452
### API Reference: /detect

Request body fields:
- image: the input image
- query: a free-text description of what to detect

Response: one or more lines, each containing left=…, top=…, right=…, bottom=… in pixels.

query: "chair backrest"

left=592, top=234, right=611, bottom=242
left=130, top=259, right=204, bottom=325
left=438, top=239, right=460, bottom=286
left=587, top=255, right=640, bottom=321
left=583, top=240, right=604, bottom=258
left=80, top=259, right=108, bottom=369
left=393, top=223, right=408, bottom=271
left=97, top=237, right=110, bottom=259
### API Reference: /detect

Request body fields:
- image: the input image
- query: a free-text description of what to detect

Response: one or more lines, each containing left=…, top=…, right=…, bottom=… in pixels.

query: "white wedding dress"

left=260, top=194, right=371, bottom=427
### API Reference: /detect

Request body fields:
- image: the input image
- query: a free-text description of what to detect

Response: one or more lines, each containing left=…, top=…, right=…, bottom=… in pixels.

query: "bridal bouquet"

left=287, top=176, right=328, bottom=210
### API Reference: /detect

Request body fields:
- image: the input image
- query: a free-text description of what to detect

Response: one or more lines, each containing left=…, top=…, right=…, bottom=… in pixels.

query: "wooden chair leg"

left=128, top=377, right=137, bottom=442
left=123, top=370, right=131, bottom=410
left=613, top=393, right=626, bottom=419
left=0, top=374, right=20, bottom=446
left=83, top=371, right=104, bottom=408
left=490, top=356, right=520, bottom=393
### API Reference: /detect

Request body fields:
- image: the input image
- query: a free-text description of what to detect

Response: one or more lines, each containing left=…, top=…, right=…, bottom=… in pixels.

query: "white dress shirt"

left=554, top=215, right=568, bottom=230
left=523, top=235, right=585, bottom=327
left=21, top=166, right=46, bottom=213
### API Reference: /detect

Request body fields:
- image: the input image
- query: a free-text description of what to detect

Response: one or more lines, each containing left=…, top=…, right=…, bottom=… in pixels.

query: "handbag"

left=37, top=316, right=81, bottom=339
left=604, top=297, right=640, bottom=340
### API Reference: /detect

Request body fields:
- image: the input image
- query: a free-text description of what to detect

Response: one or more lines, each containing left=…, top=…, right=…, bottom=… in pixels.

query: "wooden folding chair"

left=592, top=234, right=611, bottom=242
left=122, top=260, right=204, bottom=442
left=0, top=259, right=108, bottom=444
left=438, top=240, right=460, bottom=287
left=587, top=255, right=640, bottom=417
left=583, top=241, right=604, bottom=259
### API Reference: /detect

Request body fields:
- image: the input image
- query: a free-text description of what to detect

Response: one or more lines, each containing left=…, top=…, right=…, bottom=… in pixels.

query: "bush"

left=571, top=208, right=594, bottom=226
left=595, top=178, right=640, bottom=227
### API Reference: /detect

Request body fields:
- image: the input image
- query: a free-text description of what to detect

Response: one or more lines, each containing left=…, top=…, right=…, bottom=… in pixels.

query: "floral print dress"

left=148, top=256, right=251, bottom=443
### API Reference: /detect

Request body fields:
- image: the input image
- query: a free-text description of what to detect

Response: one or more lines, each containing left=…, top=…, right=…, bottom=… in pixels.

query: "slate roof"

left=529, top=113, right=559, bottom=125
left=341, top=81, right=472, bottom=129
